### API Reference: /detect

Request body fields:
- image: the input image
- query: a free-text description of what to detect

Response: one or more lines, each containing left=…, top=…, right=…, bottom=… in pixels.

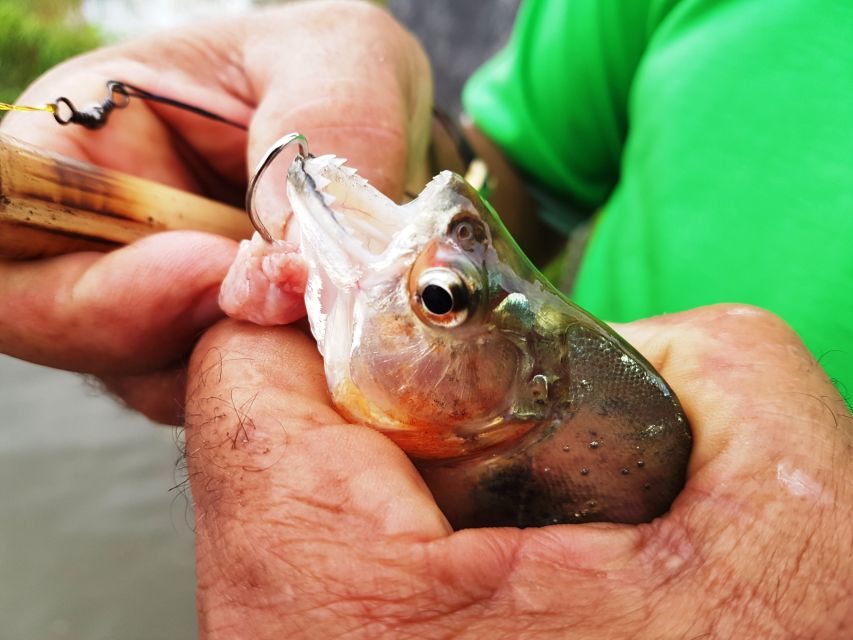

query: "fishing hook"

left=245, top=132, right=310, bottom=243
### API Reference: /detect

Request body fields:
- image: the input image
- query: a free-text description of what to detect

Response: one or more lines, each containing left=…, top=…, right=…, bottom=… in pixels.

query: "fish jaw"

left=286, top=155, right=394, bottom=338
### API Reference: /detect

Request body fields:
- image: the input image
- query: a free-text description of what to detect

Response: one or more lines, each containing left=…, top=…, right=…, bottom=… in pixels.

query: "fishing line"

left=0, top=102, right=58, bottom=115
left=1, top=80, right=247, bottom=131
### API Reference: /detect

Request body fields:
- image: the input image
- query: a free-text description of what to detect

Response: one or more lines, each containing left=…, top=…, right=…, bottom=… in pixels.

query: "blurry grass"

left=0, top=0, right=101, bottom=105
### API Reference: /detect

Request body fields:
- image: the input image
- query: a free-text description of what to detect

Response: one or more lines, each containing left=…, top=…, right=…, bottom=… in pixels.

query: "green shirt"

left=463, top=0, right=853, bottom=400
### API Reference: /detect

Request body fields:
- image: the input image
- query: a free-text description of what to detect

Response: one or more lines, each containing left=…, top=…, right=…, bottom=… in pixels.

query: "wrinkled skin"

left=186, top=305, right=853, bottom=639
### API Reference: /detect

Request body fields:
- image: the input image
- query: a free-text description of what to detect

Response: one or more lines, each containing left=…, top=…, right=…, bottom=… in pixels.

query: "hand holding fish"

left=185, top=305, right=853, bottom=639
left=0, top=1, right=430, bottom=423
left=229, top=148, right=691, bottom=527
left=3, top=2, right=851, bottom=634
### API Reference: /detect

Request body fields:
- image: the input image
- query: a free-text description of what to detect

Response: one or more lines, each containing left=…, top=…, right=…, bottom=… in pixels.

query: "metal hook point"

left=246, top=132, right=310, bottom=243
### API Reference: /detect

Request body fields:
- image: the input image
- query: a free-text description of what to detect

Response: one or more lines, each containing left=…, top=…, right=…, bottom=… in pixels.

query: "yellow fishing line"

left=0, top=102, right=56, bottom=114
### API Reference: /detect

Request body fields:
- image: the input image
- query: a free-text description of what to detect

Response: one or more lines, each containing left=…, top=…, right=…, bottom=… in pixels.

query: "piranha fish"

left=220, top=146, right=691, bottom=528
left=224, top=149, right=692, bottom=529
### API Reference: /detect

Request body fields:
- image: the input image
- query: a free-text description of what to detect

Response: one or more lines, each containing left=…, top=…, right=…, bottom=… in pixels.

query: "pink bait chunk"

left=219, top=234, right=308, bottom=325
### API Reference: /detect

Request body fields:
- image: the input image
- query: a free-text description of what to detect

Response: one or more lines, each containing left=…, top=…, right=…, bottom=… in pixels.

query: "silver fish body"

left=286, top=154, right=691, bottom=528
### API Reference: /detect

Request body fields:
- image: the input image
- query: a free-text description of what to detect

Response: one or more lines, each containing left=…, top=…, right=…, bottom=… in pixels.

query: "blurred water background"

left=0, top=0, right=520, bottom=637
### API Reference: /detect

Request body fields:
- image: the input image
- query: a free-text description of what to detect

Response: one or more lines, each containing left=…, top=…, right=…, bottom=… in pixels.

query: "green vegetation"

left=0, top=0, right=101, bottom=104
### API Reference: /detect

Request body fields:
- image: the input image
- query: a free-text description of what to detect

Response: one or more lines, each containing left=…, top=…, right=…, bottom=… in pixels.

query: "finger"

left=0, top=231, right=237, bottom=375
left=98, top=365, right=188, bottom=426
left=243, top=1, right=433, bottom=201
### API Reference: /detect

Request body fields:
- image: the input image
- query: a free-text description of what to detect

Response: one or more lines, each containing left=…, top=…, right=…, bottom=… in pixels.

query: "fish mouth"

left=286, top=154, right=414, bottom=284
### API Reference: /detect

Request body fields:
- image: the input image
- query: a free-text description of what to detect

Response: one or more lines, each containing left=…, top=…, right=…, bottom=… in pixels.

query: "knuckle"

left=704, top=303, right=795, bottom=338
left=280, top=0, right=401, bottom=34
left=693, top=303, right=812, bottom=364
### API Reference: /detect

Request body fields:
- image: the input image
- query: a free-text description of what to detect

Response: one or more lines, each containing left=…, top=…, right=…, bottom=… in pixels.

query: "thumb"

left=185, top=321, right=449, bottom=632
left=604, top=306, right=853, bottom=636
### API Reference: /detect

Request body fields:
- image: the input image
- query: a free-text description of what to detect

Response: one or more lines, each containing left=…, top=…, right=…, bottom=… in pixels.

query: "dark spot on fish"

left=0, top=195, right=10, bottom=206
left=588, top=440, right=600, bottom=449
left=621, top=468, right=630, bottom=475
left=562, top=444, right=571, bottom=452
left=637, top=460, right=645, bottom=468
left=644, top=483, right=652, bottom=490
left=471, top=463, right=567, bottom=527
left=580, top=467, right=589, bottom=476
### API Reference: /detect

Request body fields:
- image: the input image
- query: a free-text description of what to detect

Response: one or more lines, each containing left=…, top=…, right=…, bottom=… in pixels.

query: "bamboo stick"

left=0, top=132, right=253, bottom=260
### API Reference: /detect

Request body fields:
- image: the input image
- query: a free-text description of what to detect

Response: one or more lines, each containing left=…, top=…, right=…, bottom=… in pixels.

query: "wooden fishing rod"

left=0, top=132, right=252, bottom=260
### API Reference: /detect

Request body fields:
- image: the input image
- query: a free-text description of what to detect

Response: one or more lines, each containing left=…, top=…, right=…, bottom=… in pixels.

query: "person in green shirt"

left=463, top=0, right=853, bottom=402
left=0, top=2, right=850, bottom=637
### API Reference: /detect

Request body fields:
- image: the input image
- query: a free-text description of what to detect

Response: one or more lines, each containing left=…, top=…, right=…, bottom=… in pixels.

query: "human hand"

left=0, top=0, right=431, bottom=424
left=184, top=305, right=852, bottom=639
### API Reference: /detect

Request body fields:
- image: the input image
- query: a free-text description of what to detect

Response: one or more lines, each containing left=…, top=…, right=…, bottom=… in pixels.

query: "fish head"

left=287, top=155, right=546, bottom=458
left=286, top=152, right=692, bottom=526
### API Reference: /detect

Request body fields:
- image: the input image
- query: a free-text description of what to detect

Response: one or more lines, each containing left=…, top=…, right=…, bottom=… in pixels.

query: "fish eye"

left=414, top=268, right=472, bottom=327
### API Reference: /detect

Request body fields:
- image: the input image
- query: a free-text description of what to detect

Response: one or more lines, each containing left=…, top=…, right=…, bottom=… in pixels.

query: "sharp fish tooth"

left=313, top=175, right=331, bottom=190
left=315, top=154, right=336, bottom=163
left=342, top=166, right=358, bottom=177
left=322, top=192, right=337, bottom=206
left=332, top=157, right=347, bottom=167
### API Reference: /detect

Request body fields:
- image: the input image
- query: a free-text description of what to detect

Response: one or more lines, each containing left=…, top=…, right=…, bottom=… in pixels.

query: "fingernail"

left=191, top=285, right=226, bottom=330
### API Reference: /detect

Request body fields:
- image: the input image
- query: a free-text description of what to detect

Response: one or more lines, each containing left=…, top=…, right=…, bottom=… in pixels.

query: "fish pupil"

left=422, top=284, right=454, bottom=315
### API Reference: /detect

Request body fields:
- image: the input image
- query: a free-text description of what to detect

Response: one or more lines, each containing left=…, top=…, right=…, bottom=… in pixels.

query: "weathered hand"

left=185, top=305, right=852, bottom=639
left=0, top=1, right=430, bottom=424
